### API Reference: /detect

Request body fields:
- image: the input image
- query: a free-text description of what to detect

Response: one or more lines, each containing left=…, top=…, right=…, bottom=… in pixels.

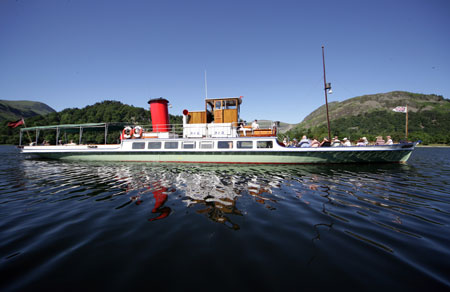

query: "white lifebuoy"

left=133, top=126, right=143, bottom=138
left=122, top=126, right=132, bottom=139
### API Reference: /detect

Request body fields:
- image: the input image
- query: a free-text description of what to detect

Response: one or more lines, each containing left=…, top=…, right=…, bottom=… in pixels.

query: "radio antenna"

left=204, top=70, right=208, bottom=99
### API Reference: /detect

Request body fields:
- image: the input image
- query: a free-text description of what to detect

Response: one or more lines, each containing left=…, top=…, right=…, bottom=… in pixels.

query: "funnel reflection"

left=106, top=165, right=290, bottom=228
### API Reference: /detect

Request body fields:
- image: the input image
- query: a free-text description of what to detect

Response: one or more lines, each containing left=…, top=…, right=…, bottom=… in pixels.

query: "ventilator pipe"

left=182, top=109, right=189, bottom=126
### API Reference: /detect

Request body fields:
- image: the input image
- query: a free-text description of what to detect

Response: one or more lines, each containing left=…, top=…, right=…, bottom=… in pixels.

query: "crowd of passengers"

left=282, top=135, right=394, bottom=147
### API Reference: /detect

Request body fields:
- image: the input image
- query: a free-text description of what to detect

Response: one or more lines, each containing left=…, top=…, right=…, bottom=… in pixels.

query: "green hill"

left=0, top=100, right=56, bottom=121
left=284, top=91, right=450, bottom=145
left=1, top=100, right=182, bottom=145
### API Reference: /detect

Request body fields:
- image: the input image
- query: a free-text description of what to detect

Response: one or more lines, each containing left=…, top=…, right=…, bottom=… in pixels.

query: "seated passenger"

left=386, top=136, right=393, bottom=145
left=238, top=121, right=248, bottom=136
left=356, top=138, right=366, bottom=146
left=362, top=137, right=369, bottom=145
left=310, top=138, right=320, bottom=147
left=299, top=135, right=311, bottom=147
left=320, top=137, right=331, bottom=147
left=342, top=137, right=351, bottom=146
left=331, top=136, right=342, bottom=147
left=375, top=136, right=385, bottom=145
left=252, top=119, right=260, bottom=130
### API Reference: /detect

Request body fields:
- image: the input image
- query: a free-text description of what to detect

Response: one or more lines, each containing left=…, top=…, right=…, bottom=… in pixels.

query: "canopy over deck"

left=19, top=122, right=128, bottom=145
left=20, top=122, right=127, bottom=133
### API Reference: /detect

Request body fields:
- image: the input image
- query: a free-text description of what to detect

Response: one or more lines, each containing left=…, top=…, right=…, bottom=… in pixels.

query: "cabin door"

left=214, top=100, right=223, bottom=123
left=223, top=99, right=238, bottom=123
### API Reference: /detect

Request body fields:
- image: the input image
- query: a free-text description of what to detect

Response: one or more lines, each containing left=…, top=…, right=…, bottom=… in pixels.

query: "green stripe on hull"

left=32, top=150, right=414, bottom=164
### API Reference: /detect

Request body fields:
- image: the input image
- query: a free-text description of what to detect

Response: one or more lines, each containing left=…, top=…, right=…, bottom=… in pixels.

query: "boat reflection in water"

left=19, top=158, right=419, bottom=233
left=104, top=163, right=292, bottom=229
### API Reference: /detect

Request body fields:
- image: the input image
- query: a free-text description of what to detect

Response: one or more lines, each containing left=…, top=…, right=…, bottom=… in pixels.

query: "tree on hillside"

left=0, top=100, right=183, bottom=145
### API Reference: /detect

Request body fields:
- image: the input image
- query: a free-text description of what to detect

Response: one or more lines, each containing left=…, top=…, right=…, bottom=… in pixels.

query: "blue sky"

left=1, top=0, right=449, bottom=124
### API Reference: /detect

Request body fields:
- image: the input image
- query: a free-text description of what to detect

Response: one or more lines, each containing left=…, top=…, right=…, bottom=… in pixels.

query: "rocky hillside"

left=299, top=91, right=449, bottom=128
left=0, top=100, right=56, bottom=121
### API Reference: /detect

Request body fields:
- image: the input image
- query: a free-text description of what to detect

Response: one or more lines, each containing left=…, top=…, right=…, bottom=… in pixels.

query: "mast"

left=322, top=46, right=332, bottom=140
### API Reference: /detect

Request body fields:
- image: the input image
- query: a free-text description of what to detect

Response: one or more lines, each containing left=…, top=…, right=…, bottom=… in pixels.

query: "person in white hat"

left=343, top=137, right=351, bottom=146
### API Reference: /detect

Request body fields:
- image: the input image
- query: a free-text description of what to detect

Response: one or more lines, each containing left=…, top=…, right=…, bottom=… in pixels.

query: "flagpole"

left=21, top=118, right=32, bottom=144
left=405, top=105, right=408, bottom=140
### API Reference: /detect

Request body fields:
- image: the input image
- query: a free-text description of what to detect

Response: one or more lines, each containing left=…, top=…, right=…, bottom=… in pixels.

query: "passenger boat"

left=19, top=96, right=417, bottom=164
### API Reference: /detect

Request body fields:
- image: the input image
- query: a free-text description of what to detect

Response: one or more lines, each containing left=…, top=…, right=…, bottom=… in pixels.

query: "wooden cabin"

left=187, top=97, right=241, bottom=125
left=185, top=96, right=276, bottom=137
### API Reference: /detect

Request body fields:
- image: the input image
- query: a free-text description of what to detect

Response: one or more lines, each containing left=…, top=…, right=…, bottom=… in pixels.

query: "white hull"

left=21, top=137, right=417, bottom=164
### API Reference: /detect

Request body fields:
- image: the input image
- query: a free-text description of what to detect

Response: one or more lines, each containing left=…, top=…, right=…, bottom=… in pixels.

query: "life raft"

left=133, top=126, right=143, bottom=138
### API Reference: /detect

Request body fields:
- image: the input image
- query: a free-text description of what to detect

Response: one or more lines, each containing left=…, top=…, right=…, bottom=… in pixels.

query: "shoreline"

left=416, top=144, right=450, bottom=148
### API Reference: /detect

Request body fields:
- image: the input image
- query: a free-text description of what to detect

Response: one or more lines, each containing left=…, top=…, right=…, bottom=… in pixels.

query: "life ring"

left=133, top=126, right=143, bottom=138
left=122, top=126, right=132, bottom=139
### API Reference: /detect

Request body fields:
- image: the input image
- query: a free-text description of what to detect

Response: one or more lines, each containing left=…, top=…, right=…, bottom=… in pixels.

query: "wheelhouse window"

left=132, top=142, right=146, bottom=149
left=147, top=142, right=162, bottom=149
left=214, top=100, right=222, bottom=110
left=224, top=100, right=237, bottom=109
left=164, top=141, right=179, bottom=149
left=182, top=142, right=196, bottom=149
left=200, top=141, right=213, bottom=149
left=218, top=141, right=233, bottom=149
left=257, top=141, right=273, bottom=148
left=237, top=141, right=253, bottom=149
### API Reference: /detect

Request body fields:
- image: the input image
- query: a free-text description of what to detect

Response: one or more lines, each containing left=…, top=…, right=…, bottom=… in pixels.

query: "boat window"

left=165, top=141, right=179, bottom=149
left=218, top=141, right=233, bottom=149
left=147, top=142, right=162, bottom=149
left=257, top=141, right=273, bottom=148
left=237, top=141, right=253, bottom=149
left=215, top=100, right=222, bottom=110
left=182, top=142, right=196, bottom=149
left=132, top=142, right=146, bottom=149
left=224, top=100, right=237, bottom=109
left=200, top=141, right=213, bottom=149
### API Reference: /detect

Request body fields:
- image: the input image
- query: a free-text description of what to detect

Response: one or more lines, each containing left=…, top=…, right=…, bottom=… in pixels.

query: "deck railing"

left=139, top=121, right=278, bottom=138
left=20, top=121, right=279, bottom=146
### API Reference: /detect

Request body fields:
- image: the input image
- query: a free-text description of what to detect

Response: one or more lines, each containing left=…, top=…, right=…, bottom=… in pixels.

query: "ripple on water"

left=0, top=146, right=449, bottom=291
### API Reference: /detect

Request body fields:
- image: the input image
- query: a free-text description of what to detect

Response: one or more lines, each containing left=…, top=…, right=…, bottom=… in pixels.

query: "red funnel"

left=148, top=98, right=169, bottom=132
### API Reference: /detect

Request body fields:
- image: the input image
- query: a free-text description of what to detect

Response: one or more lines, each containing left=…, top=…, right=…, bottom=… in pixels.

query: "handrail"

left=20, top=121, right=279, bottom=146
left=139, top=121, right=278, bottom=138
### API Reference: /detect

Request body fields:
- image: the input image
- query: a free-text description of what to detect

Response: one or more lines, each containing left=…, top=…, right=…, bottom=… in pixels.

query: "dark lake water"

left=1, top=146, right=449, bottom=291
